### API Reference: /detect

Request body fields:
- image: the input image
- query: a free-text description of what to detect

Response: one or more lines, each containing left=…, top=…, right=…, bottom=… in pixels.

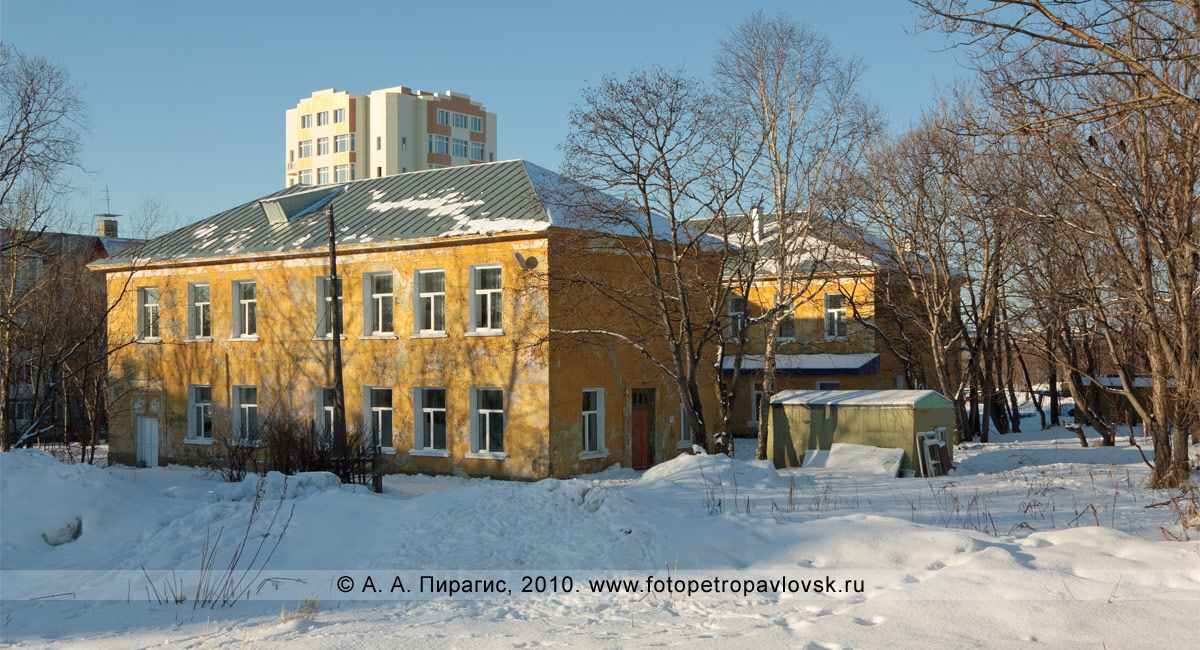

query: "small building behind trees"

left=767, top=389, right=955, bottom=475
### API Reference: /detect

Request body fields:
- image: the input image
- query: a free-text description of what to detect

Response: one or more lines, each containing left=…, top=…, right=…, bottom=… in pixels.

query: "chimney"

left=95, top=214, right=119, bottom=238
left=750, top=206, right=762, bottom=244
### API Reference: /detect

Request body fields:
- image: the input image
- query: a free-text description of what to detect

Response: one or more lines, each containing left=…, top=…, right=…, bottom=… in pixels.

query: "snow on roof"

left=92, top=160, right=697, bottom=268
left=770, top=389, right=953, bottom=408
left=724, top=353, right=880, bottom=376
left=1081, top=376, right=1176, bottom=389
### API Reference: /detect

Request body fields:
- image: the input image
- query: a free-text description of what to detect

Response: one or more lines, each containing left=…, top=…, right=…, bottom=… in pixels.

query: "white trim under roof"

left=770, top=389, right=952, bottom=408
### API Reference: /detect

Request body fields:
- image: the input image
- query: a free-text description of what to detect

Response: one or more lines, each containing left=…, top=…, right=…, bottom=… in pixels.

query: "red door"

left=632, top=406, right=652, bottom=470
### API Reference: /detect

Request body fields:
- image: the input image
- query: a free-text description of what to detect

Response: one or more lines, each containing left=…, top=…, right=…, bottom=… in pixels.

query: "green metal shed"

left=767, top=389, right=956, bottom=475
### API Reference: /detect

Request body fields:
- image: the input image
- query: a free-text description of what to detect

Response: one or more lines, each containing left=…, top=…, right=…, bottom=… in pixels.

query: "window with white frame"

left=137, top=287, right=160, bottom=340
left=233, top=386, right=258, bottom=442
left=298, top=169, right=312, bottom=185
left=300, top=114, right=312, bottom=129
left=316, top=387, right=335, bottom=446
left=415, top=269, right=445, bottom=334
left=333, top=108, right=345, bottom=123
left=415, top=387, right=446, bottom=451
left=334, top=134, right=354, bottom=153
left=472, top=388, right=504, bottom=453
left=451, top=138, right=468, bottom=158
left=750, top=383, right=764, bottom=425
left=334, top=164, right=353, bottom=182
left=188, top=385, right=212, bottom=439
left=317, top=137, right=329, bottom=156
left=471, top=266, right=502, bottom=332
left=363, top=272, right=394, bottom=335
left=817, top=381, right=841, bottom=390
left=317, top=111, right=329, bottom=126
left=317, top=276, right=343, bottom=337
left=679, top=402, right=692, bottom=445
left=470, top=141, right=485, bottom=161
left=298, top=140, right=312, bottom=158
left=893, top=375, right=906, bottom=390
left=582, top=389, right=605, bottom=455
left=317, top=167, right=329, bottom=185
left=436, top=109, right=450, bottom=126
left=366, top=387, right=393, bottom=448
left=13, top=398, right=33, bottom=424
left=824, top=293, right=847, bottom=338
left=428, top=134, right=449, bottom=155
left=188, top=283, right=211, bottom=339
left=727, top=295, right=747, bottom=341
left=452, top=112, right=468, bottom=128
left=232, top=280, right=257, bottom=338
left=470, top=116, right=483, bottom=132
left=778, top=311, right=795, bottom=340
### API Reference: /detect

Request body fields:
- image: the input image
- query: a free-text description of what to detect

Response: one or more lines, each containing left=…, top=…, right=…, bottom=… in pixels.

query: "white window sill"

left=465, top=330, right=504, bottom=337
left=359, top=334, right=398, bottom=340
left=410, top=448, right=451, bottom=458
left=137, top=337, right=162, bottom=344
left=185, top=337, right=214, bottom=343
left=464, top=451, right=507, bottom=461
left=824, top=336, right=849, bottom=342
left=579, top=450, right=608, bottom=460
left=777, top=337, right=796, bottom=342
left=677, top=440, right=694, bottom=449
left=184, top=438, right=214, bottom=446
left=313, top=335, right=349, bottom=341
left=231, top=440, right=262, bottom=448
left=229, top=335, right=259, bottom=342
left=379, top=446, right=396, bottom=455
left=411, top=332, right=448, bottom=339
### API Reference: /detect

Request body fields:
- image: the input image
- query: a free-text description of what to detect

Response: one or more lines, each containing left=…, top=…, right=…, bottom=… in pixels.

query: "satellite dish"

left=513, top=252, right=539, bottom=271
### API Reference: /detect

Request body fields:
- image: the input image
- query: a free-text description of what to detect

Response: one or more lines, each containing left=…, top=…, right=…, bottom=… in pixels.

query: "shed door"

left=136, top=417, right=158, bottom=468
left=631, top=389, right=655, bottom=470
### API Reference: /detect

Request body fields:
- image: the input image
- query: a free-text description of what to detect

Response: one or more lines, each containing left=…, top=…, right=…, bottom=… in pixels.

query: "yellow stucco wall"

left=105, top=236, right=555, bottom=479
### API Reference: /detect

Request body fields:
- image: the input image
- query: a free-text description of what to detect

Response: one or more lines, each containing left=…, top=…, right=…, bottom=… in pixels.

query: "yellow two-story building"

left=91, top=161, right=696, bottom=479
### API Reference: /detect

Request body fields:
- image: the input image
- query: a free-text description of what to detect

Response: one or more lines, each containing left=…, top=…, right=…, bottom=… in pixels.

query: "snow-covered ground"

left=2, top=425, right=1197, bottom=649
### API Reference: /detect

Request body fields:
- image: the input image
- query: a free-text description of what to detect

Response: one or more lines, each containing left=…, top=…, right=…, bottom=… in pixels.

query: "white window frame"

left=778, top=311, right=796, bottom=341
left=361, top=271, right=395, bottom=337
left=316, top=275, right=343, bottom=338
left=412, top=387, right=449, bottom=456
left=316, top=387, right=335, bottom=448
left=317, top=111, right=329, bottom=126
left=678, top=401, right=692, bottom=448
left=470, top=141, right=485, bottom=161
left=297, top=169, right=312, bottom=185
left=364, top=386, right=394, bottom=451
left=300, top=114, right=312, bottom=129
left=727, top=295, right=747, bottom=341
left=452, top=112, right=468, bottom=129
left=232, top=385, right=258, bottom=444
left=188, top=283, right=211, bottom=340
left=316, top=137, right=329, bottom=156
left=470, top=115, right=483, bottom=132
left=824, top=293, right=848, bottom=339
left=334, top=164, right=353, bottom=182
left=333, top=108, right=345, bottom=123
left=317, top=167, right=329, bottom=185
left=428, top=134, right=449, bottom=155
left=413, top=269, right=446, bottom=336
left=187, top=384, right=213, bottom=443
left=137, top=287, right=160, bottom=341
left=467, top=387, right=505, bottom=459
left=580, top=388, right=606, bottom=458
left=436, top=109, right=450, bottom=126
left=231, top=280, right=257, bottom=340
left=748, top=382, right=764, bottom=426
left=468, top=264, right=503, bottom=335
left=298, top=140, right=312, bottom=158
left=451, top=138, right=468, bottom=158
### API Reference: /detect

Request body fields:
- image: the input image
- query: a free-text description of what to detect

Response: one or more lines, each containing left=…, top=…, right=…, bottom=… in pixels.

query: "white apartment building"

left=285, top=86, right=498, bottom=187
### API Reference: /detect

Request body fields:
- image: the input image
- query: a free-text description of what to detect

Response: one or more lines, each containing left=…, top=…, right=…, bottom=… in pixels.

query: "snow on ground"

left=2, top=425, right=1198, bottom=649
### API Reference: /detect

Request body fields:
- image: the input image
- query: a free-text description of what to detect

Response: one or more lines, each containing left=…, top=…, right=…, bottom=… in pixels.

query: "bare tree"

left=915, top=0, right=1200, bottom=128
left=714, top=11, right=871, bottom=459
left=1, top=46, right=85, bottom=450
left=557, top=67, right=742, bottom=451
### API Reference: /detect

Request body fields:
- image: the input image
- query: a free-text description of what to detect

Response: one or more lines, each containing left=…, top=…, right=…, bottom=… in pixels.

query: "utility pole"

left=326, top=204, right=348, bottom=477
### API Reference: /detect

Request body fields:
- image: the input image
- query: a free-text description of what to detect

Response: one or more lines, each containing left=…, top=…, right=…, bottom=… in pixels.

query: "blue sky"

left=2, top=1, right=968, bottom=235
